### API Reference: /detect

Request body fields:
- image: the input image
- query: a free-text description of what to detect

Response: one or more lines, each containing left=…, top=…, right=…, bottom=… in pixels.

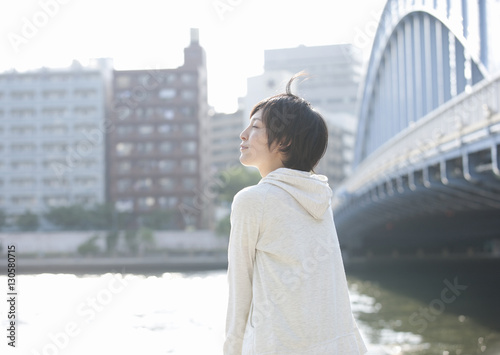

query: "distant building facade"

left=209, top=107, right=244, bottom=172
left=0, top=60, right=110, bottom=222
left=244, top=71, right=296, bottom=124
left=107, top=29, right=210, bottom=229
left=259, top=44, right=363, bottom=186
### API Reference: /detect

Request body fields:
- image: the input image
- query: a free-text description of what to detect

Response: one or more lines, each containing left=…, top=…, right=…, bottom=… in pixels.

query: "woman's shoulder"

left=232, top=183, right=272, bottom=208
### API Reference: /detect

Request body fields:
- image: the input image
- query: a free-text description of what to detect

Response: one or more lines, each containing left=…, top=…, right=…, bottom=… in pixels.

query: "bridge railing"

left=338, top=74, right=500, bottom=197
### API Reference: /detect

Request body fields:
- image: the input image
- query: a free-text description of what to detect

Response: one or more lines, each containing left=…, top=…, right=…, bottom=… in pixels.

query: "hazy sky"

left=1, top=0, right=387, bottom=112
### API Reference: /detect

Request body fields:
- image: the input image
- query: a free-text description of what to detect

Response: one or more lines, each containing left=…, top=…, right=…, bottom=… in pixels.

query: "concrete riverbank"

left=2, top=253, right=228, bottom=274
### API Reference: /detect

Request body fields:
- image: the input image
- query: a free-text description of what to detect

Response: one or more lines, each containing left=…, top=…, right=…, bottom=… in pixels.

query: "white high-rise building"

left=254, top=44, right=363, bottom=187
left=0, top=60, right=111, bottom=222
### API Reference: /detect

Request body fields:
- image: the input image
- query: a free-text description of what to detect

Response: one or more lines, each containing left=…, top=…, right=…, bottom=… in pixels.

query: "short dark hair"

left=249, top=73, right=328, bottom=172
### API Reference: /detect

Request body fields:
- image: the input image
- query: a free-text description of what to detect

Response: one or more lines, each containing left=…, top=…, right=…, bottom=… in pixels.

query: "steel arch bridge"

left=333, top=0, right=500, bottom=259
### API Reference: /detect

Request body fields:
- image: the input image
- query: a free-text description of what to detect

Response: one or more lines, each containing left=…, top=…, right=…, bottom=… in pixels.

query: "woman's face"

left=239, top=110, right=284, bottom=177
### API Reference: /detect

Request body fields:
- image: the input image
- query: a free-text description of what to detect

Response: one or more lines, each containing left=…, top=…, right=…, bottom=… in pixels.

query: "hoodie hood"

left=260, top=168, right=332, bottom=219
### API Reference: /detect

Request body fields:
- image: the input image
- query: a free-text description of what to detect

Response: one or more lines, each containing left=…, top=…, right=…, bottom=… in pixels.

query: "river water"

left=1, top=259, right=499, bottom=355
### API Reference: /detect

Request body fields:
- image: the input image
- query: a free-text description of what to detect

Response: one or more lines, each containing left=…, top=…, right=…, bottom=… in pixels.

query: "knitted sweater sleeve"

left=223, top=187, right=263, bottom=355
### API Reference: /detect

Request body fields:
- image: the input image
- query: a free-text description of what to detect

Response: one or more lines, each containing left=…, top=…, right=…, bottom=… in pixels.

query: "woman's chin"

left=239, top=155, right=254, bottom=167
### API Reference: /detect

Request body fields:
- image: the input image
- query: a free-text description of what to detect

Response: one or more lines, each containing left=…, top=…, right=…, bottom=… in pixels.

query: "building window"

left=182, top=141, right=197, bottom=154
left=136, top=159, right=156, bottom=172
left=10, top=178, right=36, bottom=188
left=182, top=178, right=196, bottom=190
left=11, top=91, right=35, bottom=100
left=158, top=196, right=177, bottom=208
left=74, top=89, right=96, bottom=98
left=11, top=161, right=36, bottom=170
left=74, top=177, right=97, bottom=187
left=74, top=106, right=96, bottom=117
left=137, top=197, right=155, bottom=210
left=133, top=178, right=152, bottom=191
left=138, top=125, right=154, bottom=135
left=43, top=196, right=68, bottom=207
left=181, top=159, right=197, bottom=173
left=158, top=142, right=173, bottom=153
left=116, top=125, right=134, bottom=136
left=158, top=160, right=176, bottom=172
left=117, top=178, right=131, bottom=192
left=181, top=106, right=194, bottom=117
left=75, top=195, right=96, bottom=205
left=116, top=106, right=131, bottom=120
left=116, top=143, right=133, bottom=156
left=181, top=73, right=194, bottom=84
left=12, top=195, right=37, bottom=207
left=117, top=161, right=131, bottom=173
left=42, top=143, right=67, bottom=153
left=80, top=159, right=97, bottom=169
left=159, top=177, right=175, bottom=191
left=159, top=88, right=176, bottom=99
left=135, top=142, right=154, bottom=153
left=11, top=126, right=36, bottom=135
left=163, top=109, right=175, bottom=120
left=182, top=124, right=197, bottom=135
left=42, top=107, right=67, bottom=118
left=115, top=199, right=133, bottom=212
left=165, top=74, right=177, bottom=84
left=116, top=76, right=131, bottom=89
left=42, top=125, right=67, bottom=135
left=10, top=108, right=35, bottom=118
left=11, top=143, right=36, bottom=153
left=43, top=177, right=68, bottom=187
left=181, top=90, right=195, bottom=101
left=43, top=90, right=66, bottom=99
left=158, top=124, right=172, bottom=134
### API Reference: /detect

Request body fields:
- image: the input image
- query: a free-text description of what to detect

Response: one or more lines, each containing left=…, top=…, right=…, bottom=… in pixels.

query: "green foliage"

left=105, top=230, right=119, bottom=254
left=124, top=229, right=139, bottom=254
left=0, top=209, right=6, bottom=229
left=138, top=227, right=155, bottom=252
left=16, top=210, right=39, bottom=231
left=215, top=214, right=231, bottom=237
left=44, top=204, right=88, bottom=230
left=87, top=203, right=115, bottom=230
left=141, top=209, right=175, bottom=230
left=44, top=203, right=175, bottom=232
left=216, top=166, right=261, bottom=203
left=77, top=235, right=100, bottom=256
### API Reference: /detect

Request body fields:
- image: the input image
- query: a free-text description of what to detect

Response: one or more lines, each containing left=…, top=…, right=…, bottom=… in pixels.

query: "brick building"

left=107, top=29, right=210, bottom=229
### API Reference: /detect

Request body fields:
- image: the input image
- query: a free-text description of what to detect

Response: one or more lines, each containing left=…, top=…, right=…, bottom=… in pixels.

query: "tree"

left=105, top=230, right=120, bottom=255
left=216, top=166, right=261, bottom=203
left=124, top=229, right=139, bottom=255
left=0, top=209, right=6, bottom=230
left=141, top=209, right=176, bottom=230
left=77, top=235, right=100, bottom=256
left=215, top=214, right=231, bottom=237
left=87, top=203, right=115, bottom=230
left=138, top=227, right=155, bottom=253
left=16, top=210, right=39, bottom=231
left=44, top=204, right=88, bottom=230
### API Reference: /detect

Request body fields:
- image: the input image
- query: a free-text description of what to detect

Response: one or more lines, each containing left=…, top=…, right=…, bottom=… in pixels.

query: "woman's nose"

left=240, top=128, right=248, bottom=141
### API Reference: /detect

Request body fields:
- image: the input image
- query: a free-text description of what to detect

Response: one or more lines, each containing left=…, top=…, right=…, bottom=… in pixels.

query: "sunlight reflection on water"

left=1, top=271, right=496, bottom=355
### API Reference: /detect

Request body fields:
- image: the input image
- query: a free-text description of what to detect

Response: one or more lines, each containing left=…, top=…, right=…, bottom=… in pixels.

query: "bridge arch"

left=355, top=0, right=493, bottom=165
left=333, top=0, right=500, bottom=257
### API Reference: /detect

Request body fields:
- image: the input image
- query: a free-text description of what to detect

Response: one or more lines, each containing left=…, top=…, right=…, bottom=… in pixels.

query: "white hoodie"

left=224, top=168, right=367, bottom=355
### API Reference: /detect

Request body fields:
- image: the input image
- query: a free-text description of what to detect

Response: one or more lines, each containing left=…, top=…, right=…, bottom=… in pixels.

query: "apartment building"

left=107, top=29, right=210, bottom=229
left=261, top=44, right=363, bottom=186
left=0, top=60, right=110, bottom=221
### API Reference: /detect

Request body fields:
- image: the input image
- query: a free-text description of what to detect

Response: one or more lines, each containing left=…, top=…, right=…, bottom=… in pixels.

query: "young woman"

left=223, top=75, right=367, bottom=355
